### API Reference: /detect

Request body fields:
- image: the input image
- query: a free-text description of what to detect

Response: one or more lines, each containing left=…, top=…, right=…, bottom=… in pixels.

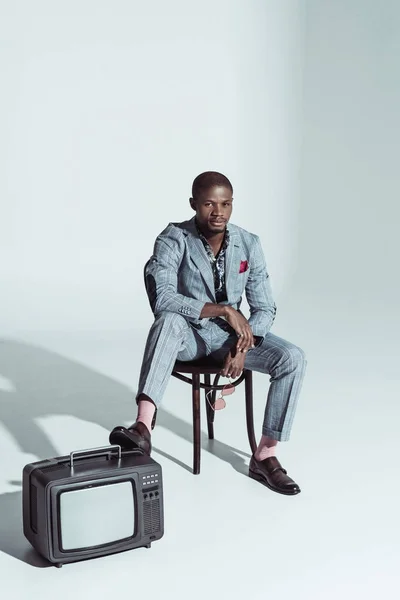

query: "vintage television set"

left=23, top=445, right=164, bottom=567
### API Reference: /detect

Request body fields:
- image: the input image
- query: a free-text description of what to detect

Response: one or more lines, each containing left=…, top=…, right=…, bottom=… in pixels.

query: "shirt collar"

left=195, top=219, right=230, bottom=253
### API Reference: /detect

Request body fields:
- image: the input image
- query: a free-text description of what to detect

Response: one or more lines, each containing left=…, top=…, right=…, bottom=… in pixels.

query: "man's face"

left=190, top=185, right=233, bottom=235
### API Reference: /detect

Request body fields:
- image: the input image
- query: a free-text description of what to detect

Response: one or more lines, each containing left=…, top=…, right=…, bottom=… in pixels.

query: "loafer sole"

left=109, top=426, right=151, bottom=455
left=249, top=469, right=301, bottom=496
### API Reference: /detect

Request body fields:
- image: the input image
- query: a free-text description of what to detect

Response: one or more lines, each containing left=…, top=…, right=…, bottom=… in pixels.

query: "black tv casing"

left=23, top=446, right=164, bottom=567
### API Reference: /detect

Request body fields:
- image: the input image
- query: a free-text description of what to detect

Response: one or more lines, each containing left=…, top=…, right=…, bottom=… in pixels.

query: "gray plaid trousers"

left=137, top=312, right=306, bottom=442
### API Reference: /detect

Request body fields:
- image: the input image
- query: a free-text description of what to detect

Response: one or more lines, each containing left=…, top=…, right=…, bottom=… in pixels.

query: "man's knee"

left=281, top=344, right=307, bottom=369
left=268, top=343, right=306, bottom=373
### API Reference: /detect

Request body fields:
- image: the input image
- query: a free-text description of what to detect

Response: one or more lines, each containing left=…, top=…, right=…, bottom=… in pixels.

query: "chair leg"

left=192, top=373, right=201, bottom=475
left=210, top=373, right=220, bottom=426
left=204, top=373, right=214, bottom=440
left=245, top=370, right=257, bottom=455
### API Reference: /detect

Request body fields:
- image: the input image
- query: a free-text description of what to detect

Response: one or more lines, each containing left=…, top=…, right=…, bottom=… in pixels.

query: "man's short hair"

left=191, top=171, right=233, bottom=200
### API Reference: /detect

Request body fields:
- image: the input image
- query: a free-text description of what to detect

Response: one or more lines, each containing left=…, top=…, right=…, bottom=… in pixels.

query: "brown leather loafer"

left=249, top=456, right=301, bottom=495
left=109, top=421, right=152, bottom=455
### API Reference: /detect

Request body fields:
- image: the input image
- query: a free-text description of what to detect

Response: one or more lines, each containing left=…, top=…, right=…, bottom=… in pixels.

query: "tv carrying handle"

left=69, top=445, right=122, bottom=468
left=68, top=445, right=146, bottom=467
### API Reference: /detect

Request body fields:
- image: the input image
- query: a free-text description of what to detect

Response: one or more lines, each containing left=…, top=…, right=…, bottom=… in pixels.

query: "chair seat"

left=173, top=357, right=222, bottom=374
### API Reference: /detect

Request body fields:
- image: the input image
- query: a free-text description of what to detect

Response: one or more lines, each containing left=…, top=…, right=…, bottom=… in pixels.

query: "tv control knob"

left=149, top=493, right=154, bottom=498
left=143, top=494, right=148, bottom=499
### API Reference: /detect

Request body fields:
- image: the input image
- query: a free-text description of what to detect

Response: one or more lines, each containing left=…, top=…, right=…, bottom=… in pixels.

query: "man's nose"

left=212, top=206, right=223, bottom=215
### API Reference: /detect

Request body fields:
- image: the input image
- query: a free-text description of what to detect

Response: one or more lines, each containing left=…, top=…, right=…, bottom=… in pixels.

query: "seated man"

left=110, top=171, right=307, bottom=495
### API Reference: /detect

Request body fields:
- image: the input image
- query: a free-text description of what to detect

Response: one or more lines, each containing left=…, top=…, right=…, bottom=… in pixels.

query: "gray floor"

left=0, top=325, right=399, bottom=600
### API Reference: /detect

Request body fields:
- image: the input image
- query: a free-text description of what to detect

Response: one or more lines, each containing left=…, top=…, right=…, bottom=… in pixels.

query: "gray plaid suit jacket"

left=145, top=217, right=277, bottom=338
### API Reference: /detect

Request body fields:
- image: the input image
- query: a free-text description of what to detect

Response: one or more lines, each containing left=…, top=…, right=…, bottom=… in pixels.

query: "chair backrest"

left=143, top=259, right=157, bottom=314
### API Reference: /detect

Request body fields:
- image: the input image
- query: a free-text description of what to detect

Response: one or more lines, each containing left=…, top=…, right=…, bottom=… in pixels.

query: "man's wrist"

left=222, top=305, right=233, bottom=318
left=200, top=303, right=234, bottom=319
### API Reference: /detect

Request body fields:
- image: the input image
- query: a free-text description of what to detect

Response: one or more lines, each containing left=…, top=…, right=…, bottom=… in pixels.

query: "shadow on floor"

left=0, top=338, right=251, bottom=567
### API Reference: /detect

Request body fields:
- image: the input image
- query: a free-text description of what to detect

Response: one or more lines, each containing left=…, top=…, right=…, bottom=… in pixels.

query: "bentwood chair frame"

left=144, top=261, right=257, bottom=474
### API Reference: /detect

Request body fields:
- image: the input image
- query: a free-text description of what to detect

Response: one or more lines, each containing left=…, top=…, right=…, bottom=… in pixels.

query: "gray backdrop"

left=0, top=1, right=399, bottom=598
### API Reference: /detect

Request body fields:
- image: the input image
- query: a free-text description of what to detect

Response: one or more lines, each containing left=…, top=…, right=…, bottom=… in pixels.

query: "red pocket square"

left=239, top=260, right=248, bottom=273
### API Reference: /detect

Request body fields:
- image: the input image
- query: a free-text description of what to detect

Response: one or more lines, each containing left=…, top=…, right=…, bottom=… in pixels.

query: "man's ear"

left=189, top=197, right=196, bottom=211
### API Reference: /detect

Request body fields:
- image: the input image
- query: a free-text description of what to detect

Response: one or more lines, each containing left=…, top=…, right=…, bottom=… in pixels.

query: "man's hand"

left=220, top=344, right=246, bottom=379
left=199, top=304, right=255, bottom=352
left=224, top=306, right=254, bottom=353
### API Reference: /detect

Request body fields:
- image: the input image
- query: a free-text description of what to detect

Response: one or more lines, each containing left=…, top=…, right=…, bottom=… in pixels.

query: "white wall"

left=288, top=0, right=400, bottom=363
left=0, top=0, right=305, bottom=335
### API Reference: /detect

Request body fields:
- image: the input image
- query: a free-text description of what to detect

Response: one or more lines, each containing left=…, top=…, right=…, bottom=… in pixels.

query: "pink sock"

left=254, top=435, right=278, bottom=461
left=136, top=400, right=156, bottom=432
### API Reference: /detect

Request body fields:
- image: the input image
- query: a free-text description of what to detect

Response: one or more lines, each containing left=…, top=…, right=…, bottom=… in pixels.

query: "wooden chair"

left=171, top=358, right=256, bottom=474
left=144, top=261, right=257, bottom=474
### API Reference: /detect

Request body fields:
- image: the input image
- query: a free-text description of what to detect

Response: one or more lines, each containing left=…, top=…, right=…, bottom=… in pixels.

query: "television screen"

left=59, top=480, right=135, bottom=550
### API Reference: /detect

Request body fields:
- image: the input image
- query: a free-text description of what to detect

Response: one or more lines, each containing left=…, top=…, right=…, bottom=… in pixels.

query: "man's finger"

left=221, top=358, right=232, bottom=377
left=242, top=327, right=253, bottom=350
left=237, top=330, right=249, bottom=351
left=236, top=338, right=245, bottom=352
left=239, top=331, right=252, bottom=351
left=232, top=368, right=242, bottom=379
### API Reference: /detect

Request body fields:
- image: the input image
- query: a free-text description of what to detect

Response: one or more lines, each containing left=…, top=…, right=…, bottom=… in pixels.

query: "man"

left=110, top=171, right=307, bottom=495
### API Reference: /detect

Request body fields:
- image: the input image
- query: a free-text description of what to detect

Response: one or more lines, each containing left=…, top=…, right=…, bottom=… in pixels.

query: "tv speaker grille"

left=143, top=498, right=161, bottom=534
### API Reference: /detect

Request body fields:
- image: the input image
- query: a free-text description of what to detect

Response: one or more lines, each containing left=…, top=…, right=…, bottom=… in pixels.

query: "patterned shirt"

left=196, top=221, right=230, bottom=303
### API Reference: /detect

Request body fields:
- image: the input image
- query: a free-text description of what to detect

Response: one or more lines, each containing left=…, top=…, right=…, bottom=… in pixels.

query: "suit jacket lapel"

left=184, top=219, right=216, bottom=300
left=225, top=227, right=242, bottom=302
